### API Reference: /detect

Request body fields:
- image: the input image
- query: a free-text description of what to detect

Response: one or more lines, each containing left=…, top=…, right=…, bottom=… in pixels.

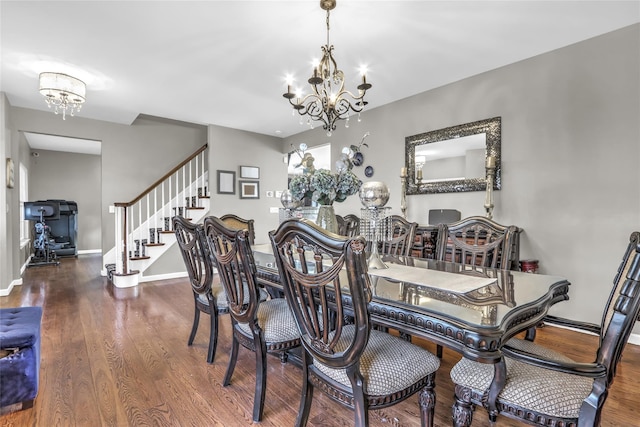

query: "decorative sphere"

left=359, top=181, right=390, bottom=208
left=281, top=189, right=301, bottom=209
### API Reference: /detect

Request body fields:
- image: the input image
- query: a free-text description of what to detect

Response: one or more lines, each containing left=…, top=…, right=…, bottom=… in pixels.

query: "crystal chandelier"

left=283, top=0, right=372, bottom=136
left=39, top=72, right=86, bottom=120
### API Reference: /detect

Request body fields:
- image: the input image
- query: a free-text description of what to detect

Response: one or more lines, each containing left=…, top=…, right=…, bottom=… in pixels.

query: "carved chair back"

left=203, top=216, right=260, bottom=325
left=597, top=231, right=640, bottom=385
left=336, top=214, right=360, bottom=237
left=173, top=216, right=214, bottom=298
left=380, top=215, right=418, bottom=257
left=436, top=216, right=519, bottom=270
left=220, top=214, right=256, bottom=245
left=269, top=219, right=371, bottom=369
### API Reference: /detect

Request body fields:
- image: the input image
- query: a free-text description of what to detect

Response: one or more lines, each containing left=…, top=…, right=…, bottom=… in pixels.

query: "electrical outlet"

left=266, top=190, right=274, bottom=198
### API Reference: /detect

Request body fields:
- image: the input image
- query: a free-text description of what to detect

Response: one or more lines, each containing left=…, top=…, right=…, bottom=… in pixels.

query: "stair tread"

left=130, top=256, right=151, bottom=261
left=144, top=243, right=165, bottom=247
left=113, top=270, right=140, bottom=277
left=186, top=207, right=205, bottom=210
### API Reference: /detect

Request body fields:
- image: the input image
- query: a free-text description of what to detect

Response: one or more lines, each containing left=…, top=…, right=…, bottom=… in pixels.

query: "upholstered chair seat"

left=236, top=298, right=299, bottom=343
left=451, top=338, right=593, bottom=419
left=314, top=325, right=440, bottom=397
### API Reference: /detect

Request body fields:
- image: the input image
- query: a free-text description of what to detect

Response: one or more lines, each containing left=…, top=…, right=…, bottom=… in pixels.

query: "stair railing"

left=113, top=144, right=209, bottom=278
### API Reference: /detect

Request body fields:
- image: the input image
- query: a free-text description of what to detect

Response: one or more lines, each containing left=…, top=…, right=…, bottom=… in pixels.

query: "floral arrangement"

left=288, top=135, right=369, bottom=206
left=290, top=167, right=361, bottom=206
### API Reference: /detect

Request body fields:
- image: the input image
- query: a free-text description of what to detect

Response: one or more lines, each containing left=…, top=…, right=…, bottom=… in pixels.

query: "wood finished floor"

left=1, top=254, right=639, bottom=427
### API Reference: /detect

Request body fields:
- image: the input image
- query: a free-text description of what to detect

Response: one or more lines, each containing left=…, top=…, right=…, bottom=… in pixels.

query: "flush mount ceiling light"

left=39, top=72, right=86, bottom=120
left=283, top=0, right=372, bottom=136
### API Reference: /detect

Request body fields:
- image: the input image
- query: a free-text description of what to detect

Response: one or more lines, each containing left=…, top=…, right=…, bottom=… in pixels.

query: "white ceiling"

left=2, top=1, right=639, bottom=150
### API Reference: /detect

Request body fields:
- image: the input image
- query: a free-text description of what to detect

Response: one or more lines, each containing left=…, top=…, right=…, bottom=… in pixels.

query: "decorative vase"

left=316, top=205, right=338, bottom=234
left=280, top=189, right=302, bottom=209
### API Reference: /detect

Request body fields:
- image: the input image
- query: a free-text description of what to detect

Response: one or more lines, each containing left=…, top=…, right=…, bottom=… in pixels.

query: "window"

left=19, top=163, right=29, bottom=244
left=287, top=143, right=331, bottom=175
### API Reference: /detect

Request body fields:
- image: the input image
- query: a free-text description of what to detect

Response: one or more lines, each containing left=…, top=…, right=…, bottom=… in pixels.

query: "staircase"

left=104, top=144, right=209, bottom=288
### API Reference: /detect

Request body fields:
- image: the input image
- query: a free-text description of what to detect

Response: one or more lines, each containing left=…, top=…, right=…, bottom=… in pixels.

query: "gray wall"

left=29, top=149, right=102, bottom=251
left=208, top=124, right=285, bottom=244
left=282, top=24, right=640, bottom=332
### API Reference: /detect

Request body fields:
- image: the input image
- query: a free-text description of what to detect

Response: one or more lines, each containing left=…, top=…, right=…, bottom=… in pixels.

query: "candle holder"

left=360, top=207, right=392, bottom=269
left=400, top=168, right=408, bottom=219
left=484, top=156, right=496, bottom=219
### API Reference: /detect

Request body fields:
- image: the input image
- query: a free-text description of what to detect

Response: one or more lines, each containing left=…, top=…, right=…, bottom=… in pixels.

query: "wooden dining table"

left=251, top=243, right=571, bottom=421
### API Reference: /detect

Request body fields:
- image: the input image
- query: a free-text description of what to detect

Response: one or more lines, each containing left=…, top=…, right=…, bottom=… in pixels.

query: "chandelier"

left=39, top=72, right=86, bottom=120
left=283, top=0, right=372, bottom=136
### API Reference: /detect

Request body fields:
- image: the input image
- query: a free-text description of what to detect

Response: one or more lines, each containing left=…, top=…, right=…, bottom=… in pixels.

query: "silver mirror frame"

left=405, top=117, right=501, bottom=194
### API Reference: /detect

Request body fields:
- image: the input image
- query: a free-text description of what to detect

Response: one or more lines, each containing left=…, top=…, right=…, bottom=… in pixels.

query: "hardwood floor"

left=1, top=254, right=639, bottom=427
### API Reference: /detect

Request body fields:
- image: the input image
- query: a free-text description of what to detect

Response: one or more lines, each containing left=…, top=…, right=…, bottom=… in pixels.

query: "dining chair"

left=220, top=213, right=256, bottom=245
left=380, top=215, right=418, bottom=256
left=435, top=216, right=520, bottom=270
left=336, top=214, right=360, bottom=237
left=203, top=216, right=300, bottom=422
left=269, top=219, right=440, bottom=427
left=173, top=216, right=227, bottom=364
left=450, top=231, right=640, bottom=427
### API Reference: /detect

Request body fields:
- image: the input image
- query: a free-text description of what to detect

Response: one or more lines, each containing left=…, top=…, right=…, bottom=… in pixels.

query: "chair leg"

left=525, top=326, right=537, bottom=341
left=206, top=311, right=218, bottom=364
left=223, top=331, right=240, bottom=386
left=188, top=307, right=200, bottom=346
left=295, top=357, right=314, bottom=427
left=347, top=368, right=368, bottom=427
left=252, top=338, right=268, bottom=422
left=452, top=384, right=474, bottom=427
left=418, top=373, right=436, bottom=427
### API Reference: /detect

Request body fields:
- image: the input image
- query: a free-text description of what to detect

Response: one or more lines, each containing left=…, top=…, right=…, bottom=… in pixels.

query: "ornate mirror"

left=405, top=117, right=501, bottom=194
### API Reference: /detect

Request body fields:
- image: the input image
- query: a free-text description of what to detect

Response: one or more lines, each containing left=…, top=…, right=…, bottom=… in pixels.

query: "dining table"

left=251, top=243, right=571, bottom=421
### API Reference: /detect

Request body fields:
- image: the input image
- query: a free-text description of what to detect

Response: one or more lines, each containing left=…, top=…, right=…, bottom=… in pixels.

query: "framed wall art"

left=239, top=165, right=260, bottom=179
left=217, top=170, right=236, bottom=194
left=239, top=181, right=260, bottom=199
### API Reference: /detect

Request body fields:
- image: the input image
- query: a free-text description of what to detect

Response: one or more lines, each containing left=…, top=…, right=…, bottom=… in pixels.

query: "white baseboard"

left=0, top=278, right=23, bottom=297
left=546, top=322, right=639, bottom=347
left=139, top=271, right=188, bottom=283
left=78, top=249, right=102, bottom=255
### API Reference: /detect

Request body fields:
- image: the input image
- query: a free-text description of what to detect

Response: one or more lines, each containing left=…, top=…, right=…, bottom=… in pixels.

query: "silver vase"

left=316, top=205, right=338, bottom=234
left=359, top=181, right=390, bottom=208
